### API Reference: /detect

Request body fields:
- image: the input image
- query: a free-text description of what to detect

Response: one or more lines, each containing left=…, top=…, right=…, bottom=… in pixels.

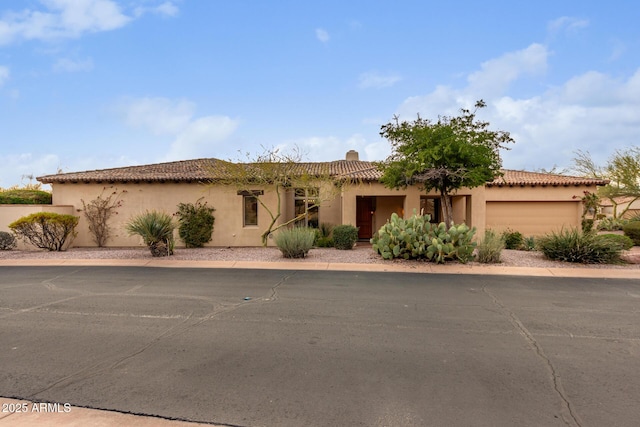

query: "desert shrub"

left=79, top=187, right=125, bottom=247
left=0, top=231, right=17, bottom=250
left=597, top=217, right=627, bottom=231
left=581, top=219, right=594, bottom=233
left=622, top=221, right=640, bottom=246
left=537, top=228, right=621, bottom=264
left=332, top=224, right=359, bottom=250
left=275, top=227, right=316, bottom=258
left=371, top=213, right=476, bottom=264
left=522, top=236, right=536, bottom=251
left=595, top=234, right=634, bottom=251
left=476, top=230, right=505, bottom=263
left=175, top=199, right=215, bottom=248
left=0, top=189, right=52, bottom=204
left=9, top=212, right=78, bottom=251
left=314, top=223, right=334, bottom=248
left=501, top=229, right=524, bottom=250
left=125, top=211, right=176, bottom=257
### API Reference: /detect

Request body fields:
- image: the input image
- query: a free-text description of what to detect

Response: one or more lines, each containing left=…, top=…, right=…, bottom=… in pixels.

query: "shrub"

left=333, top=224, right=359, bottom=250
left=275, top=227, right=316, bottom=258
left=0, top=189, right=52, bottom=204
left=314, top=223, right=334, bottom=248
left=79, top=187, right=125, bottom=247
left=175, top=199, right=215, bottom=248
left=537, top=228, right=622, bottom=264
left=9, top=212, right=78, bottom=251
left=501, top=229, right=524, bottom=250
left=595, top=234, right=634, bottom=251
left=522, top=236, right=536, bottom=251
left=581, top=219, right=594, bottom=233
left=371, top=213, right=476, bottom=264
left=125, top=211, right=176, bottom=257
left=0, top=231, right=17, bottom=250
left=597, top=217, right=627, bottom=231
left=623, top=221, right=640, bottom=246
left=476, top=230, right=504, bottom=263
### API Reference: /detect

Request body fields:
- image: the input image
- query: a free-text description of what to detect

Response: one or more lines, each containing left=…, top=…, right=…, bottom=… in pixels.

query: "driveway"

left=0, top=266, right=638, bottom=426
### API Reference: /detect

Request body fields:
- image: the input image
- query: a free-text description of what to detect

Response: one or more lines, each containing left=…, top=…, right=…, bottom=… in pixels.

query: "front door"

left=356, top=197, right=374, bottom=239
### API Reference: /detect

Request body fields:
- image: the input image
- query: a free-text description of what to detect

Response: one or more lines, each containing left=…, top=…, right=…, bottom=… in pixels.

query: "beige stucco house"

left=25, top=150, right=608, bottom=249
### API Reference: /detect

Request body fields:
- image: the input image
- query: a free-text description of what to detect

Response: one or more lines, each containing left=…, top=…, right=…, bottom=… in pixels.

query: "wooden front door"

left=356, top=197, right=374, bottom=239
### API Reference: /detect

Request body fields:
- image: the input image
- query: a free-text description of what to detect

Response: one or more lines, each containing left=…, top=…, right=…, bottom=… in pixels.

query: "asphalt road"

left=0, top=266, right=638, bottom=427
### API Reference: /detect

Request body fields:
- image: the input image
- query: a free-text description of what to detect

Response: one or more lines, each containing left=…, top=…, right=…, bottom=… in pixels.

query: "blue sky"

left=1, top=0, right=639, bottom=187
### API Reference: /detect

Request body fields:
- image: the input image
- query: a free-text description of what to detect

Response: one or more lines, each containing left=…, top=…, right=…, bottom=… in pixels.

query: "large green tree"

left=572, top=147, right=640, bottom=218
left=378, top=101, right=514, bottom=226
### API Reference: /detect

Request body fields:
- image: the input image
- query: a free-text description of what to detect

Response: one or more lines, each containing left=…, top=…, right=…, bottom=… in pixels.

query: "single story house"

left=600, top=196, right=640, bottom=219
left=27, top=150, right=608, bottom=248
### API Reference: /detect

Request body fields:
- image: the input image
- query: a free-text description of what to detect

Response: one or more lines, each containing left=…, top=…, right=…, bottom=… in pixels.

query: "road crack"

left=482, top=286, right=583, bottom=427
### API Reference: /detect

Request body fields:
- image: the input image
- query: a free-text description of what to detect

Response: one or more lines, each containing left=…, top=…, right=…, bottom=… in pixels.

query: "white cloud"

left=119, top=96, right=239, bottom=161
left=165, top=116, right=239, bottom=160
left=395, top=44, right=640, bottom=171
left=548, top=16, right=589, bottom=36
left=0, top=0, right=178, bottom=45
left=358, top=72, right=402, bottom=89
left=0, top=66, right=9, bottom=86
left=0, top=153, right=60, bottom=188
left=315, top=28, right=329, bottom=43
left=121, top=97, right=195, bottom=135
left=53, top=57, right=94, bottom=72
left=466, top=43, right=548, bottom=95
left=279, top=134, right=390, bottom=162
left=133, top=1, right=179, bottom=18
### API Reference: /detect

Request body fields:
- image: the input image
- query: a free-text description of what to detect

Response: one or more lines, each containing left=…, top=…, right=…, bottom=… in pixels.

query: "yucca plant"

left=125, top=210, right=176, bottom=257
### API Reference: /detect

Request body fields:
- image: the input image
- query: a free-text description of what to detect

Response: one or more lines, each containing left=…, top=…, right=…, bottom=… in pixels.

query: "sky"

left=1, top=0, right=639, bottom=188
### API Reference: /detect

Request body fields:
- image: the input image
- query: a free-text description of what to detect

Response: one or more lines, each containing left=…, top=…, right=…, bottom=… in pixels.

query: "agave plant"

left=125, top=210, right=176, bottom=257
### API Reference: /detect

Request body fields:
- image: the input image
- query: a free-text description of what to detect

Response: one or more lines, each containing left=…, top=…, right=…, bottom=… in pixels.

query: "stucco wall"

left=0, top=204, right=75, bottom=250
left=50, top=182, right=288, bottom=247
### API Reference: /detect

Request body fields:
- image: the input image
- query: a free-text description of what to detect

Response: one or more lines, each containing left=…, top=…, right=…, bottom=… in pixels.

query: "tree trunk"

left=440, top=193, right=454, bottom=227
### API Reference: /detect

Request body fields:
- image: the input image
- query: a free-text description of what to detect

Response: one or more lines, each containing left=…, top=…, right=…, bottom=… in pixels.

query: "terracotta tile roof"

left=487, top=169, right=609, bottom=187
left=37, top=160, right=608, bottom=187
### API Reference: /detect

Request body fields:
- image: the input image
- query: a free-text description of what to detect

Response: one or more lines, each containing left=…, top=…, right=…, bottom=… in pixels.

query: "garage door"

left=485, top=201, right=580, bottom=236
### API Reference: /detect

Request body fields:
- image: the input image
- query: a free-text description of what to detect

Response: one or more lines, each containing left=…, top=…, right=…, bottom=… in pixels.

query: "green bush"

left=476, top=230, right=505, bottom=263
left=371, top=213, right=476, bottom=264
left=522, top=236, right=536, bottom=251
left=9, top=212, right=78, bottom=251
left=537, top=228, right=622, bottom=264
left=0, top=231, right=17, bottom=250
left=501, top=229, right=524, bottom=250
left=597, top=217, right=627, bottom=231
left=332, top=224, right=359, bottom=250
left=275, top=227, right=316, bottom=258
left=314, top=223, right=334, bottom=247
left=126, top=210, right=176, bottom=257
left=0, top=189, right=52, bottom=204
left=622, top=221, right=640, bottom=246
left=581, top=219, right=594, bottom=233
left=595, top=233, right=634, bottom=251
left=175, top=199, right=215, bottom=248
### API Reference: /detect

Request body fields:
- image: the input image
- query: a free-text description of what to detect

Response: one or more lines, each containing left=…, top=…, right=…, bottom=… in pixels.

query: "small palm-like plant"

left=126, top=210, right=176, bottom=257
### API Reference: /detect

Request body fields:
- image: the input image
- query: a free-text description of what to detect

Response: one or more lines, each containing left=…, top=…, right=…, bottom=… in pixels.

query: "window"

left=420, top=197, right=441, bottom=223
left=238, top=190, right=263, bottom=227
left=294, top=187, right=319, bottom=228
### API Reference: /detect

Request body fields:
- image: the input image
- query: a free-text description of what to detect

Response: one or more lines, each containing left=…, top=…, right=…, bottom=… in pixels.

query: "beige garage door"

left=486, top=201, right=580, bottom=236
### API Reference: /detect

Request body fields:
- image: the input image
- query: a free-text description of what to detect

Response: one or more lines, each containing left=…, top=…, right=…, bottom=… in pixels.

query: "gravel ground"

left=1, top=244, right=638, bottom=270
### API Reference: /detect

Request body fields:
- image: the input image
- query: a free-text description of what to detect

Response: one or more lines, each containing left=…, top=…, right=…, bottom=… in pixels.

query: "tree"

left=572, top=148, right=640, bottom=218
left=378, top=100, right=514, bottom=226
left=212, top=147, right=343, bottom=246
